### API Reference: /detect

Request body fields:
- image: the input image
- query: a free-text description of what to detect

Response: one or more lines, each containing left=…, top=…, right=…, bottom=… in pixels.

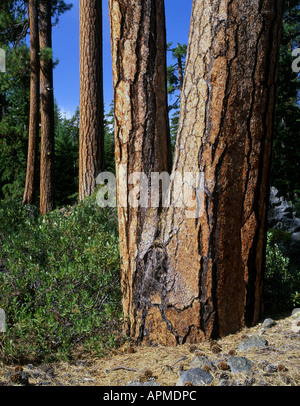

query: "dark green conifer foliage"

left=0, top=1, right=73, bottom=202
left=54, top=105, right=79, bottom=206
left=0, top=45, right=30, bottom=199
left=104, top=102, right=115, bottom=174
left=272, top=0, right=300, bottom=200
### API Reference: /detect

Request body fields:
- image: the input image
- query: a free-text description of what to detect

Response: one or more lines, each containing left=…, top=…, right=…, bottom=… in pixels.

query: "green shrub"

left=0, top=195, right=122, bottom=363
left=264, top=230, right=300, bottom=313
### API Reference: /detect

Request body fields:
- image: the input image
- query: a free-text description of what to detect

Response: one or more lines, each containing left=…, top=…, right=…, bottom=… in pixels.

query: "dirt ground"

left=1, top=312, right=299, bottom=386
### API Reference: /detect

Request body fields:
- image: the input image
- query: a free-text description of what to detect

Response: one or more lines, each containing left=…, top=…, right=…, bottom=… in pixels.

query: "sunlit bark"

left=110, top=0, right=283, bottom=344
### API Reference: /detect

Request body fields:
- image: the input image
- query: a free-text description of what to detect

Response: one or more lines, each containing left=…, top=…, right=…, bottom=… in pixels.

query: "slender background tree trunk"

left=110, top=0, right=284, bottom=345
left=79, top=0, right=104, bottom=200
left=23, top=0, right=40, bottom=205
left=39, top=0, right=55, bottom=215
left=109, top=0, right=172, bottom=337
left=177, top=55, right=183, bottom=95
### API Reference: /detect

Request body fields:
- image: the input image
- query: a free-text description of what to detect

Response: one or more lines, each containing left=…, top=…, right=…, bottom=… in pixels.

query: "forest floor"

left=1, top=311, right=299, bottom=387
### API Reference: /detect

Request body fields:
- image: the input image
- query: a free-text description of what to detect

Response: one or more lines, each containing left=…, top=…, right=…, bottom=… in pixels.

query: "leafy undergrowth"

left=264, top=230, right=300, bottom=312
left=0, top=194, right=299, bottom=369
left=0, top=195, right=123, bottom=364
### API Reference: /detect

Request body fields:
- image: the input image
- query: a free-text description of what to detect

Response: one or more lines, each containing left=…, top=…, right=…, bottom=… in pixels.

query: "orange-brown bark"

left=23, top=0, right=40, bottom=205
left=109, top=0, right=172, bottom=337
left=39, top=0, right=55, bottom=215
left=79, top=0, right=104, bottom=200
left=110, top=0, right=283, bottom=344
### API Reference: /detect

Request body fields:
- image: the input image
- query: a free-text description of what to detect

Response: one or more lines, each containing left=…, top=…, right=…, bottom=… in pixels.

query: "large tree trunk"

left=109, top=0, right=172, bottom=337
left=148, top=0, right=284, bottom=344
left=23, top=0, right=40, bottom=206
left=110, top=0, right=283, bottom=345
left=79, top=0, right=104, bottom=200
left=39, top=0, right=55, bottom=215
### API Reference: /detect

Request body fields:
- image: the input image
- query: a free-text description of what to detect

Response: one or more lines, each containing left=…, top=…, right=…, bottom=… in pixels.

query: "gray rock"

left=177, top=368, right=213, bottom=386
left=268, top=187, right=300, bottom=233
left=292, top=232, right=300, bottom=243
left=190, top=355, right=216, bottom=370
left=264, top=364, right=278, bottom=373
left=262, top=318, right=276, bottom=329
left=268, top=187, right=300, bottom=270
left=292, top=308, right=300, bottom=319
left=238, top=335, right=268, bottom=351
left=228, top=357, right=254, bottom=374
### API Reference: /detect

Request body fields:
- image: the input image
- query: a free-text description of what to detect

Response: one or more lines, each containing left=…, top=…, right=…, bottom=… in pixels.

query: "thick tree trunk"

left=79, top=0, right=104, bottom=200
left=39, top=0, right=55, bottom=215
left=150, top=0, right=284, bottom=344
left=23, top=0, right=40, bottom=206
left=110, top=0, right=283, bottom=345
left=109, top=0, right=172, bottom=337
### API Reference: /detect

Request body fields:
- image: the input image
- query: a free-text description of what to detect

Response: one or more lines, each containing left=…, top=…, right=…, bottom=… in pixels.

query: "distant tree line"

left=0, top=1, right=299, bottom=210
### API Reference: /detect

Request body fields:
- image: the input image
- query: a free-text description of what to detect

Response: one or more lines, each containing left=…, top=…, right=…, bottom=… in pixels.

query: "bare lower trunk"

left=39, top=0, right=55, bottom=215
left=79, top=0, right=104, bottom=200
left=110, top=0, right=283, bottom=344
left=23, top=0, right=40, bottom=205
left=109, top=0, right=172, bottom=337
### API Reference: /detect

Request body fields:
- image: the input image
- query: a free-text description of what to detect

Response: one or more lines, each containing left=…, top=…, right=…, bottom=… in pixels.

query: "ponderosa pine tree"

left=0, top=0, right=71, bottom=202
left=167, top=43, right=187, bottom=150
left=109, top=0, right=284, bottom=344
left=79, top=0, right=104, bottom=200
left=108, top=0, right=172, bottom=340
left=0, top=1, right=30, bottom=199
left=23, top=0, right=40, bottom=205
left=167, top=43, right=187, bottom=97
left=39, top=0, right=55, bottom=215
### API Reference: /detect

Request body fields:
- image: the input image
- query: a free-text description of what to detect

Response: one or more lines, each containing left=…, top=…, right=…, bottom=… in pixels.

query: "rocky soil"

left=1, top=310, right=299, bottom=387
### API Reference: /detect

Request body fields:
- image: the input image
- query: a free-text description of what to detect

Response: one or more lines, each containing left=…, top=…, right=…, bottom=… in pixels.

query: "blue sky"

left=51, top=0, right=193, bottom=118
